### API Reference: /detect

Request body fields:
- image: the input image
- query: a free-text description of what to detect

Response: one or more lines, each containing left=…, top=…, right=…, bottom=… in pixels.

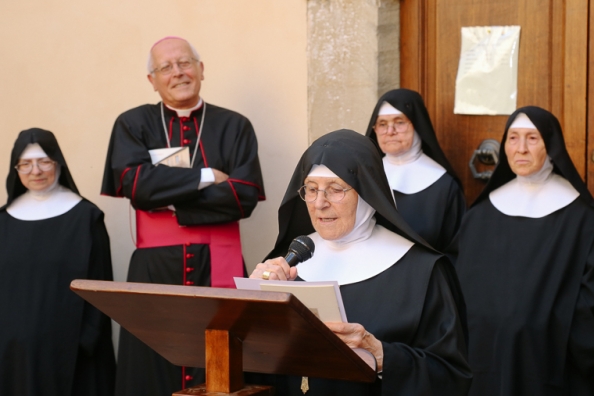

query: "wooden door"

left=400, top=0, right=590, bottom=203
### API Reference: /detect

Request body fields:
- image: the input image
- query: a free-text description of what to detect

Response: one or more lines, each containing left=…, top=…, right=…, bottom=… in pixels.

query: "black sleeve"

left=437, top=180, right=466, bottom=252
left=175, top=118, right=264, bottom=225
left=381, top=261, right=472, bottom=395
left=566, top=243, right=594, bottom=390
left=102, top=113, right=203, bottom=210
left=78, top=212, right=115, bottom=356
left=102, top=110, right=264, bottom=223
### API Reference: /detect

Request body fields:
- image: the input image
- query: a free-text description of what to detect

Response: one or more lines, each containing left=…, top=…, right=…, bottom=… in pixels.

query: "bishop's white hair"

left=147, top=38, right=201, bottom=74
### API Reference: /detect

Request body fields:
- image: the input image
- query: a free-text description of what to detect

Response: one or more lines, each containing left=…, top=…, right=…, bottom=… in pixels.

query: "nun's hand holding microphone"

left=250, top=257, right=298, bottom=281
left=249, top=236, right=314, bottom=281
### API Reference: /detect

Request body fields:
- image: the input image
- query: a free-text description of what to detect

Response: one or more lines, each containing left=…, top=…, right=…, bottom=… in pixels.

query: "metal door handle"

left=469, top=139, right=500, bottom=180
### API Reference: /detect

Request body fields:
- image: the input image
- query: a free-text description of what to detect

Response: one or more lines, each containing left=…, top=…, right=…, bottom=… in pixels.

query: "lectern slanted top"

left=70, top=280, right=376, bottom=389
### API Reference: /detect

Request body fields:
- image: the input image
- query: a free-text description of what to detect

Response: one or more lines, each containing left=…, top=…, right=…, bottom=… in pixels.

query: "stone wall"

left=307, top=0, right=400, bottom=142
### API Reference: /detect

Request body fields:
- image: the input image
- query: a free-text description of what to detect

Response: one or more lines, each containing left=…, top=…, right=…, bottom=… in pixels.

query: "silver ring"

left=262, top=270, right=271, bottom=280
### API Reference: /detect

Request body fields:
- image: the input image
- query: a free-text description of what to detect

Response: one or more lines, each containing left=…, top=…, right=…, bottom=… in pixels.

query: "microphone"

left=285, top=235, right=315, bottom=267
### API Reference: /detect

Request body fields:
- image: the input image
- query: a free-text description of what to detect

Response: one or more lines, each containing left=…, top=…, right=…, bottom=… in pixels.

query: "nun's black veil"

left=454, top=106, right=594, bottom=394
left=3, top=128, right=79, bottom=208
left=364, top=88, right=462, bottom=188
left=266, top=129, right=467, bottom=339
left=472, top=106, right=593, bottom=207
left=268, top=129, right=426, bottom=258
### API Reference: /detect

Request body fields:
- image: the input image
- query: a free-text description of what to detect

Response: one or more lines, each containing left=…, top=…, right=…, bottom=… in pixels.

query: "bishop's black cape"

left=455, top=107, right=594, bottom=395
left=101, top=103, right=265, bottom=395
left=0, top=128, right=115, bottom=396
left=365, top=89, right=465, bottom=251
left=247, top=130, right=472, bottom=395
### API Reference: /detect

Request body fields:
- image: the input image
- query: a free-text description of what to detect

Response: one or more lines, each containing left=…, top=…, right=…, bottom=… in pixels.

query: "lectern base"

left=173, top=384, right=274, bottom=395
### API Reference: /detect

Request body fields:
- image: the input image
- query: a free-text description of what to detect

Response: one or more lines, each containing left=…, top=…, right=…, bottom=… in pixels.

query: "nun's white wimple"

left=378, top=101, right=403, bottom=116
left=20, top=143, right=47, bottom=160
left=306, top=164, right=376, bottom=246
left=384, top=131, right=423, bottom=165
left=308, top=164, right=338, bottom=178
left=509, top=113, right=537, bottom=129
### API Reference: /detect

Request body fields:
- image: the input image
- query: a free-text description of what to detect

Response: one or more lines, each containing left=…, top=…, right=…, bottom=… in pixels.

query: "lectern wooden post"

left=71, top=280, right=376, bottom=395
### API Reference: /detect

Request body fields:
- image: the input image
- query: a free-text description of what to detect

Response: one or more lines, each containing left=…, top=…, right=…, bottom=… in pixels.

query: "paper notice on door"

left=454, top=26, right=521, bottom=115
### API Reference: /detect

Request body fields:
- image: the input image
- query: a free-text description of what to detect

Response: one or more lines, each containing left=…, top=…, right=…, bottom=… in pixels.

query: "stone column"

left=307, top=0, right=400, bottom=142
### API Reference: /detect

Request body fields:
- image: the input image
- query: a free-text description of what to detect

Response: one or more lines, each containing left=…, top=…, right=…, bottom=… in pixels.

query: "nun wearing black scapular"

left=365, top=89, right=466, bottom=252
left=0, top=128, right=116, bottom=396
left=454, top=107, right=594, bottom=395
left=247, top=130, right=472, bottom=395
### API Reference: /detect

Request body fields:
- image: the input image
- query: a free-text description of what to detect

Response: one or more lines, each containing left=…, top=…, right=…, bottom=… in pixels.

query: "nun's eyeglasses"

left=375, top=120, right=410, bottom=134
left=15, top=158, right=56, bottom=174
left=298, top=184, right=353, bottom=203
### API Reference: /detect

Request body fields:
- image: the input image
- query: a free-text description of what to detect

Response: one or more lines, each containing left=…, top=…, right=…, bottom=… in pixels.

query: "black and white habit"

left=101, top=100, right=265, bottom=394
left=365, top=89, right=465, bottom=251
left=0, top=128, right=116, bottom=396
left=247, top=129, right=472, bottom=395
left=454, top=106, right=594, bottom=395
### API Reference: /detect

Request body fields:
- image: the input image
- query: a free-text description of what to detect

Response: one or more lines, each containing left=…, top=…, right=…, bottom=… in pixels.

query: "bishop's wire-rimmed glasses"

left=298, top=184, right=353, bottom=203
left=151, top=58, right=199, bottom=75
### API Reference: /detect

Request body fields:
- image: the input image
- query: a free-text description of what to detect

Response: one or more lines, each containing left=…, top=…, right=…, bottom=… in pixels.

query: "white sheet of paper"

left=454, top=26, right=521, bottom=115
left=148, top=147, right=190, bottom=168
left=234, top=277, right=376, bottom=371
left=234, top=277, right=347, bottom=322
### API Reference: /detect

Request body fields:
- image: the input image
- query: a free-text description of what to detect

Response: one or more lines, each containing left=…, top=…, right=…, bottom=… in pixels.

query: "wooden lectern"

left=71, top=280, right=376, bottom=395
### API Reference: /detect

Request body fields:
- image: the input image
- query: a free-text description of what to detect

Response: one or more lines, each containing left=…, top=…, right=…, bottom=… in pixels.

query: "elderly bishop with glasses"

left=101, top=36, right=265, bottom=396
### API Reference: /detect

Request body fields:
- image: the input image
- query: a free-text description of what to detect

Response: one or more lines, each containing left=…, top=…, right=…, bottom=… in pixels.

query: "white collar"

left=382, top=153, right=446, bottom=194
left=296, top=225, right=414, bottom=285
left=7, top=185, right=82, bottom=220
left=489, top=173, right=579, bottom=218
left=165, top=98, right=203, bottom=118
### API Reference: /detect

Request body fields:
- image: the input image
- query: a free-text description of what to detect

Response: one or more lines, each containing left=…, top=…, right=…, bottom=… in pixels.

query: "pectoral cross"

left=301, top=376, right=309, bottom=394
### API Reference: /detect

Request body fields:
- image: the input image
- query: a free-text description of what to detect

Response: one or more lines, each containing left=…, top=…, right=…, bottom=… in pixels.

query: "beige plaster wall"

left=0, top=0, right=307, bottom=317
left=0, top=0, right=401, bottom=352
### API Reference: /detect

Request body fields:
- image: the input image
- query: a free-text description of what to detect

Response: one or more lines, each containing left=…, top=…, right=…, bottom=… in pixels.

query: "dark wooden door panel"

left=585, top=1, right=594, bottom=194
left=401, top=0, right=588, bottom=203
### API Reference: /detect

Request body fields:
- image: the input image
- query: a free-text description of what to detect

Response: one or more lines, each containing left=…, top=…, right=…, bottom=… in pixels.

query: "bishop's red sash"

left=135, top=210, right=243, bottom=288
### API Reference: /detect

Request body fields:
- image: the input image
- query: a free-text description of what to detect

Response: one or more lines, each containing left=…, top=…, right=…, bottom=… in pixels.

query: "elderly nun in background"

left=365, top=88, right=466, bottom=252
left=0, top=128, right=116, bottom=396
left=454, top=106, right=594, bottom=395
left=248, top=129, right=471, bottom=395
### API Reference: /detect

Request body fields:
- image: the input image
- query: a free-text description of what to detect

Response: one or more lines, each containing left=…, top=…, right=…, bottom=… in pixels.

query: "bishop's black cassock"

left=101, top=102, right=265, bottom=395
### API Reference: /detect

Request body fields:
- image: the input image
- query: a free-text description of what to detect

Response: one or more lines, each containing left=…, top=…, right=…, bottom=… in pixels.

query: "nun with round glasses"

left=365, top=89, right=465, bottom=251
left=454, top=107, right=594, bottom=395
left=248, top=129, right=471, bottom=395
left=0, top=128, right=116, bottom=396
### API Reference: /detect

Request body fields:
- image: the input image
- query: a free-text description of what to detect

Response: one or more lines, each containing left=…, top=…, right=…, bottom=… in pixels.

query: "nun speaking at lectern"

left=248, top=130, right=471, bottom=395
left=455, top=107, right=594, bottom=395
